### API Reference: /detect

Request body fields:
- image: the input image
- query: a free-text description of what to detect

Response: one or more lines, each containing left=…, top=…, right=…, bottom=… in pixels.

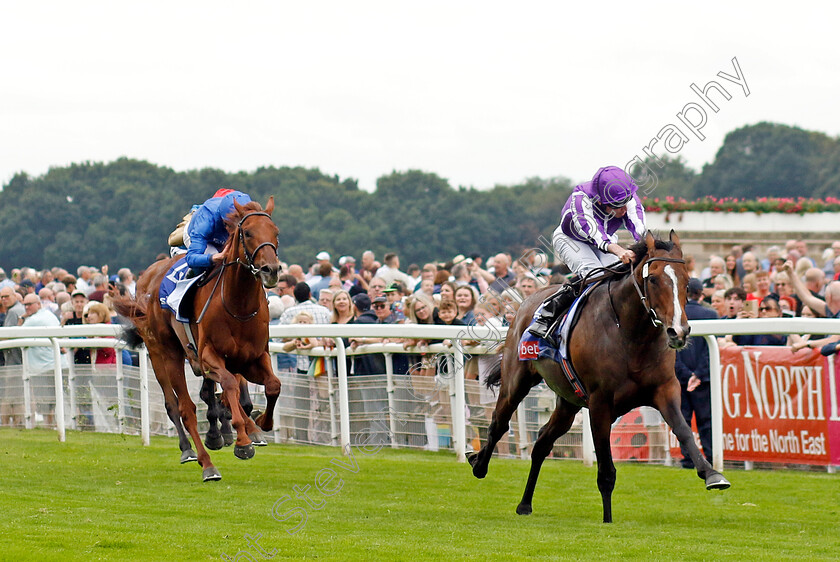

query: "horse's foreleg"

left=653, top=379, right=730, bottom=491
left=469, top=357, right=538, bottom=479
left=589, top=404, right=617, bottom=523
left=202, top=351, right=254, bottom=460
left=517, top=397, right=580, bottom=515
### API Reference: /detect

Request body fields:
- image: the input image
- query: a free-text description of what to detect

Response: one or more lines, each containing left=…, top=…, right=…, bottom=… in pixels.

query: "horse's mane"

left=629, top=234, right=675, bottom=268
left=223, top=201, right=265, bottom=237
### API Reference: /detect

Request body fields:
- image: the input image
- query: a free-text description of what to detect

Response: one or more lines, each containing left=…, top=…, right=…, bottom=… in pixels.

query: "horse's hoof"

left=249, top=431, right=268, bottom=446
left=202, top=467, right=222, bottom=482
left=516, top=503, right=532, bottom=516
left=467, top=452, right=488, bottom=479
left=204, top=434, right=225, bottom=451
left=234, top=443, right=255, bottom=460
left=466, top=451, right=478, bottom=467
left=250, top=409, right=263, bottom=422
left=222, top=432, right=235, bottom=447
left=706, top=473, right=731, bottom=490
left=180, top=449, right=198, bottom=464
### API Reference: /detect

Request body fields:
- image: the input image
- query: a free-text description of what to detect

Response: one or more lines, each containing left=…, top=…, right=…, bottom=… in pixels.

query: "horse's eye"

left=649, top=276, right=658, bottom=285
left=244, top=231, right=252, bottom=239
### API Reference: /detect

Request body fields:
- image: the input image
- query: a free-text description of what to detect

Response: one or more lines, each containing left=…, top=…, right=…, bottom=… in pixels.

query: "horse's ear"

left=264, top=196, right=274, bottom=216
left=233, top=198, right=245, bottom=215
left=645, top=230, right=656, bottom=254
left=669, top=229, right=681, bottom=249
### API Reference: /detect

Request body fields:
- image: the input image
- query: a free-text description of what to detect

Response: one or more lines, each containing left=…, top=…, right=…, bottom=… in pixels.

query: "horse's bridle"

left=234, top=211, right=278, bottom=276
left=630, top=256, right=686, bottom=327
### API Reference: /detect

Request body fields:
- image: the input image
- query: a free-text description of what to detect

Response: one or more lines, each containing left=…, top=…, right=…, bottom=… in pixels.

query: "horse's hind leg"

left=468, top=356, right=539, bottom=479
left=171, top=369, right=222, bottom=481
left=243, top=353, right=281, bottom=435
left=235, top=375, right=268, bottom=446
left=652, top=379, right=730, bottom=490
left=200, top=378, right=226, bottom=451
left=147, top=354, right=196, bottom=464
left=516, top=397, right=581, bottom=515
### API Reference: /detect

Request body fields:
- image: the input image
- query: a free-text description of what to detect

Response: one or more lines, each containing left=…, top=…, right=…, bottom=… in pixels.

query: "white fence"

left=1, top=319, right=839, bottom=469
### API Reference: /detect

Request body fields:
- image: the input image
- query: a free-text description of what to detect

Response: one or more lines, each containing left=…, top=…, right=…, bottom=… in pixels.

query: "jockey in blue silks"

left=529, top=166, right=647, bottom=344
left=184, top=188, right=252, bottom=274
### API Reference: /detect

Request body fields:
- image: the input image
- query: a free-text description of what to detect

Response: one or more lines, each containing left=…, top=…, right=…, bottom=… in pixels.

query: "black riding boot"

left=528, top=284, right=576, bottom=346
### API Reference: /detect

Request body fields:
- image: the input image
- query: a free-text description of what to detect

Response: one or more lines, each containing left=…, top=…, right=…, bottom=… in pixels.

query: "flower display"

left=641, top=196, right=840, bottom=214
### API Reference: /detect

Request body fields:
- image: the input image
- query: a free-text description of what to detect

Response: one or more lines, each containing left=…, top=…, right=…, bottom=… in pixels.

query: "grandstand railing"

left=1, top=319, right=838, bottom=470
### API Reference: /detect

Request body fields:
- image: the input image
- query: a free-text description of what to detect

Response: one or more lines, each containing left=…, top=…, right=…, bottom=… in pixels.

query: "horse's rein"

left=197, top=211, right=278, bottom=323
left=630, top=256, right=686, bottom=327
left=234, top=211, right=278, bottom=275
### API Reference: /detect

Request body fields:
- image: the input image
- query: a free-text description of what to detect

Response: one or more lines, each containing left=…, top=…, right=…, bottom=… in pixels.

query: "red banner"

left=672, top=346, right=840, bottom=465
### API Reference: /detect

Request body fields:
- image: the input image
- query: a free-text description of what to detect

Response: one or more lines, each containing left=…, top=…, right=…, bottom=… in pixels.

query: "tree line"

left=1, top=121, right=838, bottom=272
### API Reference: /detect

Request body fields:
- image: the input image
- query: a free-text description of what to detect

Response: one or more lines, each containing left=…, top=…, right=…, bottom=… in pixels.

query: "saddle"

left=519, top=282, right=601, bottom=402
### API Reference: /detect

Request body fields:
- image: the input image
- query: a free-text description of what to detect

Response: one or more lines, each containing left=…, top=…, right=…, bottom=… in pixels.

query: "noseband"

left=235, top=211, right=278, bottom=275
left=630, top=256, right=686, bottom=327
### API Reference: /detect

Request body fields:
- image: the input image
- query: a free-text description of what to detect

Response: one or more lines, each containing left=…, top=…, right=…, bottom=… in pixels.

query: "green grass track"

left=1, top=429, right=838, bottom=561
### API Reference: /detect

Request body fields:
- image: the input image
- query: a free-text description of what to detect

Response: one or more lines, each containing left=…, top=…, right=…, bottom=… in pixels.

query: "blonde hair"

left=330, top=290, right=355, bottom=324
left=84, top=302, right=112, bottom=324
left=293, top=311, right=313, bottom=324
left=406, top=292, right=436, bottom=324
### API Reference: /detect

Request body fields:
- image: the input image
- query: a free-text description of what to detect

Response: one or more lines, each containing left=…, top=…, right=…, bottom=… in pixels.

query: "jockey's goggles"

left=606, top=195, right=632, bottom=209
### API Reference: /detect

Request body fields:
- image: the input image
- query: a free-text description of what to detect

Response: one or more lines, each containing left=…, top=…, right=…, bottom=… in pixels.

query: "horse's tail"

left=484, top=359, right=503, bottom=389
left=111, top=291, right=149, bottom=348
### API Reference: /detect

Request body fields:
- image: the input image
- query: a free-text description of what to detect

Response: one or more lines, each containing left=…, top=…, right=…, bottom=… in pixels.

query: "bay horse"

left=114, top=197, right=282, bottom=481
left=467, top=230, right=730, bottom=522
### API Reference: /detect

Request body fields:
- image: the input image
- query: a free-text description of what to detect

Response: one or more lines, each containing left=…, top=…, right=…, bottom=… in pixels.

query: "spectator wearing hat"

left=674, top=278, right=718, bottom=469
left=19, top=279, right=36, bottom=294
left=338, top=255, right=356, bottom=271
left=383, top=282, right=406, bottom=323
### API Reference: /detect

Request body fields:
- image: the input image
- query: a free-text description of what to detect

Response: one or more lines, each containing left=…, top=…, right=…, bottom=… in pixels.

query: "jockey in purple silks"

left=529, top=166, right=648, bottom=344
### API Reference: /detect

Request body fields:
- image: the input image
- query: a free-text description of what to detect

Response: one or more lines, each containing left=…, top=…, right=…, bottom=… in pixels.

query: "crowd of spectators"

left=692, top=239, right=840, bottom=353
left=3, top=239, right=840, bottom=441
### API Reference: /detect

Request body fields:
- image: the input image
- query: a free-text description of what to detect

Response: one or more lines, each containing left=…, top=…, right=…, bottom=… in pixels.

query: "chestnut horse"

left=468, top=231, right=730, bottom=522
left=114, top=197, right=282, bottom=481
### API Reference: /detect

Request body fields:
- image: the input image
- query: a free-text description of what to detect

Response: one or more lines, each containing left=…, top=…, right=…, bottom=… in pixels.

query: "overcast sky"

left=1, top=1, right=836, bottom=192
